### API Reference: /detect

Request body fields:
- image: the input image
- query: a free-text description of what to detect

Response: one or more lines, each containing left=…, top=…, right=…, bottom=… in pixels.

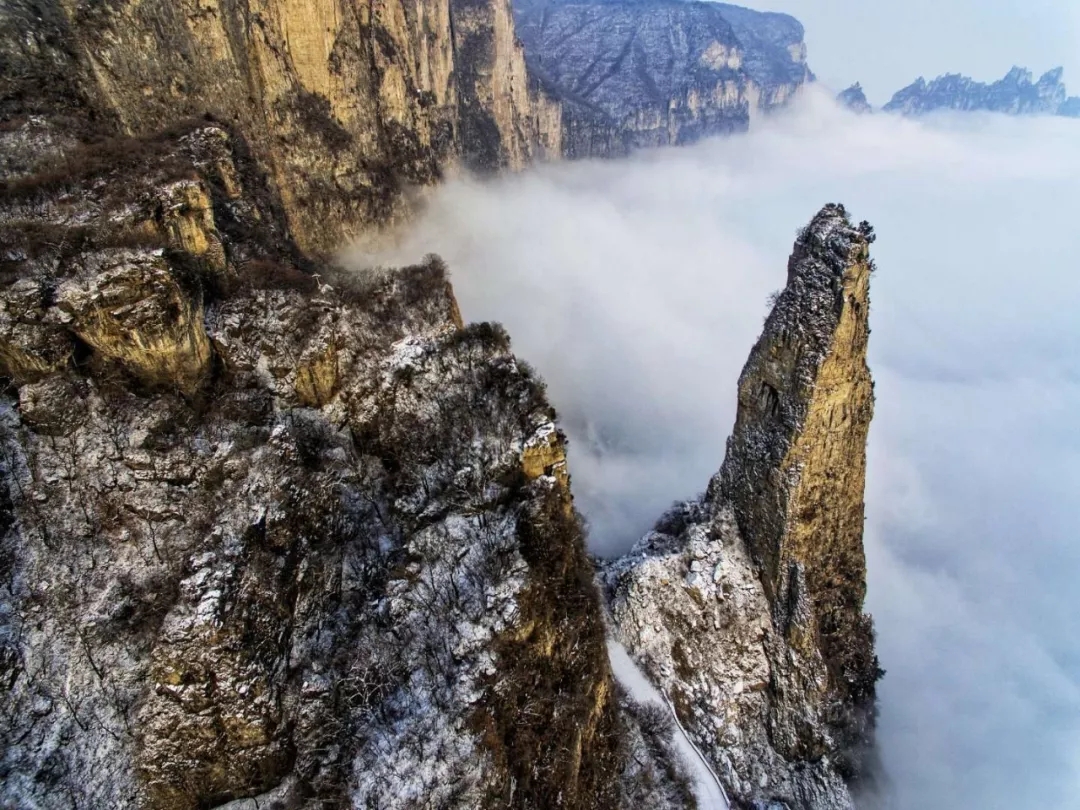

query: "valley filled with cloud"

left=357, top=88, right=1080, bottom=808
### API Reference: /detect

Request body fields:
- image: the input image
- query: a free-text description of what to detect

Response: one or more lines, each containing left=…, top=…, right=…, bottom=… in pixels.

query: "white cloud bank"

left=353, top=87, right=1080, bottom=809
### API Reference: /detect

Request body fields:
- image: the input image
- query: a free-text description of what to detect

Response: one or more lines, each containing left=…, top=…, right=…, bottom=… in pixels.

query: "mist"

left=353, top=88, right=1080, bottom=808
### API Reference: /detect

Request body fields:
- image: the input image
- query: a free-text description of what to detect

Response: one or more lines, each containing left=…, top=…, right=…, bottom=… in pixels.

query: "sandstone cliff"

left=0, top=0, right=561, bottom=256
left=0, top=121, right=623, bottom=809
left=605, top=205, right=881, bottom=808
left=512, top=0, right=811, bottom=157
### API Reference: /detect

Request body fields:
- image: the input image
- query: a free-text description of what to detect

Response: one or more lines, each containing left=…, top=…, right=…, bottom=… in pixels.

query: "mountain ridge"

left=884, top=66, right=1080, bottom=117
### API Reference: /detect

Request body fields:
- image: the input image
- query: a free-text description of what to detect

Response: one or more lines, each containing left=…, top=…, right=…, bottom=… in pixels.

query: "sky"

left=734, top=0, right=1080, bottom=104
left=354, top=89, right=1080, bottom=808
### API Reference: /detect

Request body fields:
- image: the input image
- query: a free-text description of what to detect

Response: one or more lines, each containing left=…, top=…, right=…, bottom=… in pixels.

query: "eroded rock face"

left=606, top=205, right=881, bottom=809
left=512, top=0, right=812, bottom=157
left=55, top=250, right=213, bottom=395
left=0, top=125, right=622, bottom=810
left=0, top=0, right=560, bottom=255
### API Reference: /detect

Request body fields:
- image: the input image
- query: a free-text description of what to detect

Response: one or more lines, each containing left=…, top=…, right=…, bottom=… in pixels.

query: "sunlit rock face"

left=884, top=66, right=1080, bottom=117
left=0, top=0, right=561, bottom=255
left=605, top=205, right=881, bottom=809
left=512, top=0, right=812, bottom=157
left=0, top=122, right=622, bottom=810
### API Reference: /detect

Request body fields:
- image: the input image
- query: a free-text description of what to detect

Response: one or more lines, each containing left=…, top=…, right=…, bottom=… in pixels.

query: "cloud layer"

left=353, top=88, right=1080, bottom=809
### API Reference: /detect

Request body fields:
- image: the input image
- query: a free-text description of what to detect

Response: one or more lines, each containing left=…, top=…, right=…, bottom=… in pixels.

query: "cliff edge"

left=0, top=120, right=622, bottom=810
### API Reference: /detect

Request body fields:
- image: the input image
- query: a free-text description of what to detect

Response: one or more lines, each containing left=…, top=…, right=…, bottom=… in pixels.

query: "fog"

left=354, top=88, right=1080, bottom=808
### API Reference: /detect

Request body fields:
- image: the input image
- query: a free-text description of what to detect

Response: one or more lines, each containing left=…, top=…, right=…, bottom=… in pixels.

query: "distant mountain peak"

left=837, top=82, right=872, bottom=113
left=884, top=65, right=1080, bottom=117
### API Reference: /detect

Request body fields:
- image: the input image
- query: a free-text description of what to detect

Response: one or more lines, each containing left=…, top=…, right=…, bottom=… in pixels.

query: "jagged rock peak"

left=605, top=204, right=880, bottom=809
left=884, top=65, right=1080, bottom=117
left=511, top=0, right=812, bottom=157
left=714, top=204, right=878, bottom=712
left=837, top=83, right=872, bottom=113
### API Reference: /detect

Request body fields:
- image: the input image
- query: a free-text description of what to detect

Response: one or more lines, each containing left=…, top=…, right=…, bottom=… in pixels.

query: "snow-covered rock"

left=0, top=124, right=620, bottom=810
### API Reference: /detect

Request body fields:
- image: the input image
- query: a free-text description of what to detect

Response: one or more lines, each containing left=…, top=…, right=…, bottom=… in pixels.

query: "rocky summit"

left=603, top=206, right=880, bottom=809
left=884, top=66, right=1080, bottom=117
left=0, top=1, right=882, bottom=809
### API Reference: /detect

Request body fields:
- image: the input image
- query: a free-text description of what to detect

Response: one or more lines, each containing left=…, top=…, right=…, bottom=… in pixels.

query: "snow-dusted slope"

left=608, top=640, right=729, bottom=810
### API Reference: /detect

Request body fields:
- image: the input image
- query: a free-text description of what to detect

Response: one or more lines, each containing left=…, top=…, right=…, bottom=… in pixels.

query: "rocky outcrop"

left=837, top=83, right=872, bottom=114
left=512, top=0, right=812, bottom=157
left=605, top=205, right=881, bottom=809
left=884, top=66, right=1080, bottom=117
left=0, top=122, right=622, bottom=810
left=0, top=0, right=562, bottom=256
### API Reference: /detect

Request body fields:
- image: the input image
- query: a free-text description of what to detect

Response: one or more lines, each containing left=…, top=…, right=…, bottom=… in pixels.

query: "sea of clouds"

left=354, top=87, right=1080, bottom=809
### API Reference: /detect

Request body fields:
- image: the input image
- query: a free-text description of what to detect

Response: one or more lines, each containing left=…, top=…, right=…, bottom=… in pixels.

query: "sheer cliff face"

left=884, top=66, right=1080, bottom=117
left=605, top=206, right=879, bottom=809
left=0, top=0, right=560, bottom=256
left=512, top=0, right=811, bottom=157
left=0, top=124, right=621, bottom=809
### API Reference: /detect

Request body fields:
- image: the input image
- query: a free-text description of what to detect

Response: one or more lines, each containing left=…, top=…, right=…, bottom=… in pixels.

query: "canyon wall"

left=512, top=0, right=812, bottom=157
left=0, top=0, right=561, bottom=255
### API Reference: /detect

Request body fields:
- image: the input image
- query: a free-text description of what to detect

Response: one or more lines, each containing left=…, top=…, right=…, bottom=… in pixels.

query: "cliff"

left=0, top=0, right=562, bottom=256
left=884, top=66, right=1080, bottom=117
left=0, top=0, right=815, bottom=255
left=0, top=121, right=624, bottom=809
left=511, top=0, right=812, bottom=157
left=604, top=205, right=881, bottom=808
